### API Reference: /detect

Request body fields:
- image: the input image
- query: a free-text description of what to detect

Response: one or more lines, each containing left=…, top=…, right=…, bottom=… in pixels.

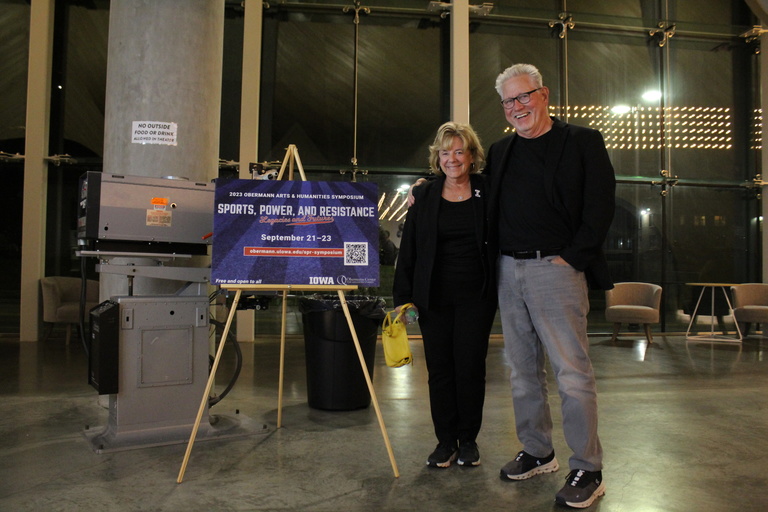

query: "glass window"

left=491, top=1, right=560, bottom=14
left=45, top=4, right=109, bottom=278
left=470, top=0, right=760, bottom=334
left=667, top=37, right=756, bottom=181
left=608, top=183, right=666, bottom=284
left=665, top=185, right=755, bottom=330
left=0, top=3, right=30, bottom=148
left=356, top=22, right=441, bottom=168
left=567, top=30, right=662, bottom=178
left=469, top=23, right=559, bottom=154
left=0, top=3, right=30, bottom=324
left=60, top=5, right=109, bottom=158
left=567, top=0, right=645, bottom=19
left=5, top=0, right=762, bottom=336
left=673, top=0, right=754, bottom=28
left=262, top=8, right=441, bottom=169
left=265, top=12, right=356, bottom=165
left=220, top=10, right=244, bottom=162
left=668, top=186, right=752, bottom=283
left=593, top=182, right=669, bottom=332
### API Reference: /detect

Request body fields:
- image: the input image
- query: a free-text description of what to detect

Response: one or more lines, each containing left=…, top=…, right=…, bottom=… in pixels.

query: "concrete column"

left=239, top=0, right=263, bottom=179
left=746, top=0, right=768, bottom=281
left=234, top=0, right=264, bottom=340
left=762, top=37, right=768, bottom=282
left=450, top=0, right=470, bottom=124
left=101, top=0, right=224, bottom=298
left=745, top=0, right=768, bottom=24
left=20, top=0, right=55, bottom=341
left=104, top=0, right=223, bottom=182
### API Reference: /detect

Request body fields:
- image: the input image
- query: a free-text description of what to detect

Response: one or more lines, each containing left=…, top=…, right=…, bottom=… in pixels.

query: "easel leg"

left=336, top=290, right=399, bottom=478
left=277, top=290, right=288, bottom=428
left=177, top=289, right=243, bottom=484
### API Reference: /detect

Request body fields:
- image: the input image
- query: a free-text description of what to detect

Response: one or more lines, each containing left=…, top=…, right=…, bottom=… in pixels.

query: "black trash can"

left=298, top=295, right=386, bottom=410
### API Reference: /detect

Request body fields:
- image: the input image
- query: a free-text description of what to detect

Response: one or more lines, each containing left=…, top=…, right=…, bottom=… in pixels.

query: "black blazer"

left=485, top=117, right=616, bottom=290
left=393, top=174, right=494, bottom=310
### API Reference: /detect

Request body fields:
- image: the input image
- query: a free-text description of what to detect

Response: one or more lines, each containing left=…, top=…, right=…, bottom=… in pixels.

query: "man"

left=487, top=63, right=615, bottom=509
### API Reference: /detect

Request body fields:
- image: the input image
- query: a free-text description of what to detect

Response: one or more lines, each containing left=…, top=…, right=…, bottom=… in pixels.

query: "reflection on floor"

left=0, top=332, right=766, bottom=511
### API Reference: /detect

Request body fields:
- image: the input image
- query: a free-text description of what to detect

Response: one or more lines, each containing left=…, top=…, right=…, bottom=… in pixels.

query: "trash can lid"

left=298, top=295, right=386, bottom=319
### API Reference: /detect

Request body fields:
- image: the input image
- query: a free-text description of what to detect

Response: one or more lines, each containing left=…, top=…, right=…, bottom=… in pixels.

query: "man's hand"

left=407, top=178, right=428, bottom=206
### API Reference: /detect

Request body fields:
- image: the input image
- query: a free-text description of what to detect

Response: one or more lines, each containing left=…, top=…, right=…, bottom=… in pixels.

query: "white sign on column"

left=131, top=121, right=179, bottom=146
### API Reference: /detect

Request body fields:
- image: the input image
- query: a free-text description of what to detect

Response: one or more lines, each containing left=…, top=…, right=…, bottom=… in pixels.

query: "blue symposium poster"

left=212, top=179, right=380, bottom=287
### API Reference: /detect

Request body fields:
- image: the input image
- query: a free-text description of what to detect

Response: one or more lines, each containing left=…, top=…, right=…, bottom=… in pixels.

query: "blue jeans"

left=498, top=254, right=603, bottom=471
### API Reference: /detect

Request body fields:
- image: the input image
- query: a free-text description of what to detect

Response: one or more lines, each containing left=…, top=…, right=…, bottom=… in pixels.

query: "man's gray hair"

left=495, top=63, right=544, bottom=97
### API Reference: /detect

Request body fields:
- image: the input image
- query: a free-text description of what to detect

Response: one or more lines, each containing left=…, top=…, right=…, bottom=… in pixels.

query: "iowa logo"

left=309, top=276, right=334, bottom=285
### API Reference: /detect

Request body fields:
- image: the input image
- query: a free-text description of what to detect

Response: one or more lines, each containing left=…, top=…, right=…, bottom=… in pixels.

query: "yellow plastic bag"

left=382, top=304, right=413, bottom=367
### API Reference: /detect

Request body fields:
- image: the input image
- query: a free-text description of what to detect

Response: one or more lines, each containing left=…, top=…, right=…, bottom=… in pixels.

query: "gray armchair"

left=731, top=283, right=768, bottom=337
left=40, top=276, right=99, bottom=344
left=605, top=282, right=662, bottom=344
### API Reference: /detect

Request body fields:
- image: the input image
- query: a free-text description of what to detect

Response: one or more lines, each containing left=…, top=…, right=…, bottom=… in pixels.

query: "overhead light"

left=611, top=105, right=631, bottom=114
left=642, top=90, right=662, bottom=102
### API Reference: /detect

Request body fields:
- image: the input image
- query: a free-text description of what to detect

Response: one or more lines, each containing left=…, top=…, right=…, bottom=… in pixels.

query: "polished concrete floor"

left=0, top=326, right=767, bottom=511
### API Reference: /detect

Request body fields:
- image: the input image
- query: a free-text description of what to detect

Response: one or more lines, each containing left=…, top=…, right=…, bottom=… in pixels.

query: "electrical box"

left=83, top=295, right=211, bottom=451
left=89, top=300, right=120, bottom=395
left=77, top=172, right=214, bottom=255
left=108, top=295, right=210, bottom=431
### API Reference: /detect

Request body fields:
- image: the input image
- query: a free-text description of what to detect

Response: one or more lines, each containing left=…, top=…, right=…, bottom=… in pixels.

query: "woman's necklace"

left=443, top=177, right=470, bottom=201
left=449, top=182, right=469, bottom=200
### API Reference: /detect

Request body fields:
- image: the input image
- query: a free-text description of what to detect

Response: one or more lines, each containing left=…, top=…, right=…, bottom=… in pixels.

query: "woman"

left=393, top=122, right=497, bottom=468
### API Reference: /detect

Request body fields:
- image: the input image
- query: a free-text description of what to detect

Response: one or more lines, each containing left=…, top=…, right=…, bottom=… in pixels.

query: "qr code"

left=344, top=242, right=368, bottom=266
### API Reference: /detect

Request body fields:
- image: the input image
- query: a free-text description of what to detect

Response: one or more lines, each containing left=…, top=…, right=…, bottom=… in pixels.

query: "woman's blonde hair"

left=428, top=122, right=485, bottom=175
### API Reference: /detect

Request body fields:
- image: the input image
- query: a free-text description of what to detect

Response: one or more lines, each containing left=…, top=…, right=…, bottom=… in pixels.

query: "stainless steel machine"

left=78, top=172, right=264, bottom=453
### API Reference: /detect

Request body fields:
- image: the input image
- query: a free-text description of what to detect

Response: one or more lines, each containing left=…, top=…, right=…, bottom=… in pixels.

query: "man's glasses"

left=500, top=88, right=542, bottom=109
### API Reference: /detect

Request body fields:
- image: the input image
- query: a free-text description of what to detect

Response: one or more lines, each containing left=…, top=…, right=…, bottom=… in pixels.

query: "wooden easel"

left=275, top=144, right=307, bottom=181
left=177, top=147, right=398, bottom=483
